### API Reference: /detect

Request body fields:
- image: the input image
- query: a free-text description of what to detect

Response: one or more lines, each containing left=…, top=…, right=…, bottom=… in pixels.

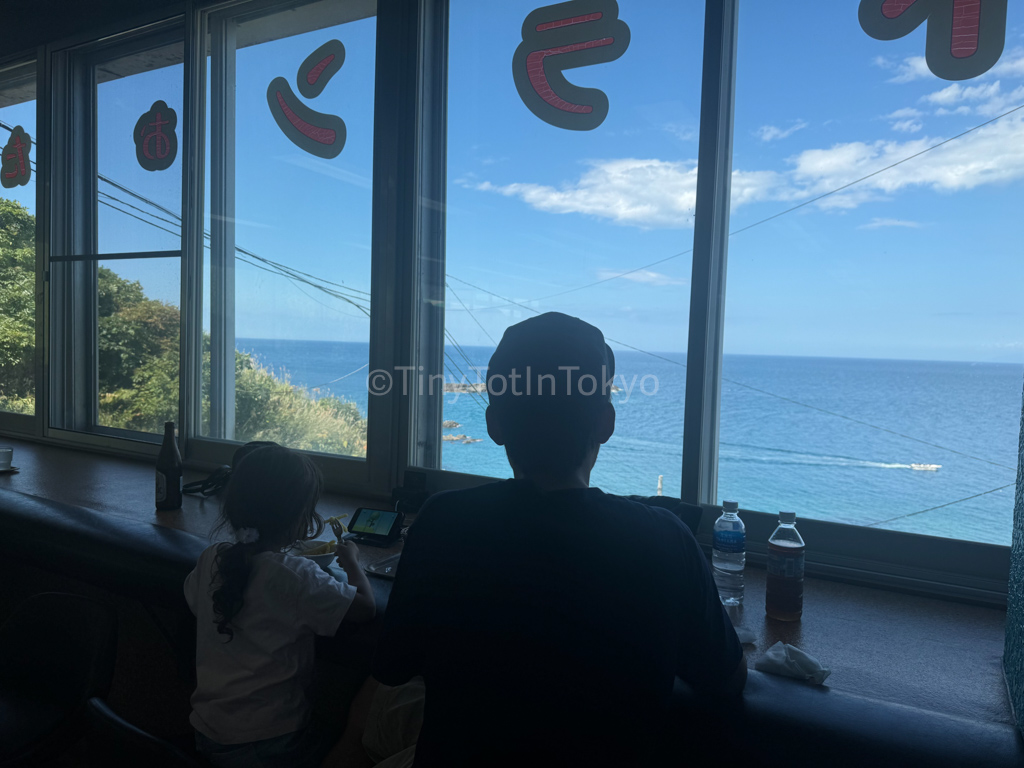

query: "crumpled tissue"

left=734, top=626, right=756, bottom=645
left=754, top=641, right=831, bottom=685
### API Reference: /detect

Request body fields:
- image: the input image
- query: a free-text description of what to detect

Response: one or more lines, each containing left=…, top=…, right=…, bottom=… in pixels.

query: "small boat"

left=910, top=464, right=941, bottom=471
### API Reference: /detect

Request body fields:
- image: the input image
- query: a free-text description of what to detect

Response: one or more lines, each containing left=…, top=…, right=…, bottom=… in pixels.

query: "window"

left=8, top=0, right=1015, bottom=600
left=0, top=61, right=37, bottom=420
left=420, top=0, right=705, bottom=498
left=719, top=0, right=1024, bottom=547
left=199, top=0, right=377, bottom=464
left=49, top=26, right=185, bottom=444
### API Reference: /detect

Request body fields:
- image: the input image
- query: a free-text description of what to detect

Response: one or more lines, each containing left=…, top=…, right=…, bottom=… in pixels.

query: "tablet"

left=347, top=507, right=404, bottom=546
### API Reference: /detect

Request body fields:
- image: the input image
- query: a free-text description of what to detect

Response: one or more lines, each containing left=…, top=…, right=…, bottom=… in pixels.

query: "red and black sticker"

left=1, top=125, right=31, bottom=189
left=859, top=0, right=1007, bottom=81
left=267, top=39, right=347, bottom=159
left=298, top=39, right=346, bottom=100
left=512, top=0, right=630, bottom=131
left=133, top=100, right=178, bottom=172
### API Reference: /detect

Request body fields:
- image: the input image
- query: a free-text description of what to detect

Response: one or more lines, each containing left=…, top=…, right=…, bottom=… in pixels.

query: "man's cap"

left=487, top=312, right=615, bottom=406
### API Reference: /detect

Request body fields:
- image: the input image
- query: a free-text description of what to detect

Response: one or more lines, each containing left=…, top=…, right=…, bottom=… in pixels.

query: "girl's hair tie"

left=235, top=527, right=260, bottom=544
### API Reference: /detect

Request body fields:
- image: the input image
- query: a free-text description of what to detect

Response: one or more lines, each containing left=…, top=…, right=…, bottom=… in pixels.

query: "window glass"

left=719, top=1, right=1024, bottom=545
left=202, top=0, right=376, bottom=457
left=96, top=41, right=184, bottom=254
left=96, top=257, right=180, bottom=433
left=91, top=39, right=184, bottom=435
left=0, top=63, right=36, bottom=416
left=437, top=1, right=704, bottom=496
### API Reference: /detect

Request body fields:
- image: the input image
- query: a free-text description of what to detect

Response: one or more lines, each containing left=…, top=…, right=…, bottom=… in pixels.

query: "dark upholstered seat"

left=86, top=697, right=201, bottom=767
left=0, top=592, right=118, bottom=765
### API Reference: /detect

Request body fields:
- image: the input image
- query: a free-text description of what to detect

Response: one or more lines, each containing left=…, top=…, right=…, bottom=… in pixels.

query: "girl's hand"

left=335, top=539, right=361, bottom=571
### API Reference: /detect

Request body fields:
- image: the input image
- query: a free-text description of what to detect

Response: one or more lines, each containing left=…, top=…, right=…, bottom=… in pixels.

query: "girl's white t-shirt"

left=184, top=543, right=357, bottom=744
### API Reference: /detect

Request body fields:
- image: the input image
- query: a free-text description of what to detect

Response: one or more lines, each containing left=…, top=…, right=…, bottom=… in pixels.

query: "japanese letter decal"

left=859, top=0, right=1007, bottom=81
left=513, top=0, right=630, bottom=131
left=133, top=100, right=178, bottom=172
left=1, top=126, right=31, bottom=189
left=267, top=39, right=347, bottom=158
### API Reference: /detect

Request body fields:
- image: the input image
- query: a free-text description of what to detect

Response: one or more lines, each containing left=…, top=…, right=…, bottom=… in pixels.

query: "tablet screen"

left=352, top=508, right=399, bottom=536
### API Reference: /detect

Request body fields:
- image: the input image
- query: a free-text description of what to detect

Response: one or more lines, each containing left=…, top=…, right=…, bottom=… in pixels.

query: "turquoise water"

left=238, top=339, right=1022, bottom=546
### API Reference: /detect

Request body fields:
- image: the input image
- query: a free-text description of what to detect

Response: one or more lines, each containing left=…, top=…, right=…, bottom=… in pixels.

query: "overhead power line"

left=866, top=483, right=1015, bottom=527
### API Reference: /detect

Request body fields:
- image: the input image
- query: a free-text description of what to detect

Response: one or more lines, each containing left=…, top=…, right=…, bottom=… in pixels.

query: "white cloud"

left=935, top=106, right=972, bottom=116
left=876, top=55, right=934, bottom=83
left=891, top=119, right=923, bottom=133
left=878, top=47, right=1024, bottom=86
left=923, top=80, right=1024, bottom=118
left=887, top=108, right=922, bottom=119
left=923, top=81, right=1002, bottom=107
left=991, top=48, right=1024, bottom=79
left=477, top=159, right=700, bottom=228
left=787, top=115, right=1024, bottom=208
left=756, top=121, right=808, bottom=142
left=596, top=269, right=687, bottom=286
left=478, top=114, right=1024, bottom=227
left=885, top=108, right=923, bottom=133
left=859, top=218, right=923, bottom=229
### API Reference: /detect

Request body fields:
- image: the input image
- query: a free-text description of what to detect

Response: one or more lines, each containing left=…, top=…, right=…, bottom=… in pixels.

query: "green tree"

left=1, top=197, right=368, bottom=455
left=0, top=199, right=36, bottom=413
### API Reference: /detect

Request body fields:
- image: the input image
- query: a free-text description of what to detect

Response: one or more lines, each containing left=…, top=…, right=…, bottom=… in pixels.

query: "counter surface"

left=0, top=435, right=1011, bottom=725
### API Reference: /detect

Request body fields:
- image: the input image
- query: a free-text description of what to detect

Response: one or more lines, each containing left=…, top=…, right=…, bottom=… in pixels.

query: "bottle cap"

left=722, top=500, right=739, bottom=512
left=779, top=510, right=796, bottom=524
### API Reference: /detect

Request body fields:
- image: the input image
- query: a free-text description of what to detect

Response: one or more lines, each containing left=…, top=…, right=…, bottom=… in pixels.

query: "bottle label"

left=713, top=530, right=745, bottom=553
left=767, top=550, right=804, bottom=579
left=156, top=472, right=167, bottom=503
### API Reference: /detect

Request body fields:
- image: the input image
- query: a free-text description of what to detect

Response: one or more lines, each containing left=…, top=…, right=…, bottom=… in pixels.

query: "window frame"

left=184, top=0, right=402, bottom=497
left=47, top=19, right=185, bottom=452
left=402, top=0, right=1013, bottom=606
left=0, top=0, right=1008, bottom=603
left=0, top=56, right=42, bottom=438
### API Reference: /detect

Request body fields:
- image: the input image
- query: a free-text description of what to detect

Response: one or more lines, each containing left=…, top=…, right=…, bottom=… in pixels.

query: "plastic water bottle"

left=766, top=511, right=805, bottom=622
left=712, top=500, right=745, bottom=606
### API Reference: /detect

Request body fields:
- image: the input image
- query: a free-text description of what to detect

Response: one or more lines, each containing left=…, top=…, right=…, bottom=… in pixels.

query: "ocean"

left=237, top=338, right=1023, bottom=546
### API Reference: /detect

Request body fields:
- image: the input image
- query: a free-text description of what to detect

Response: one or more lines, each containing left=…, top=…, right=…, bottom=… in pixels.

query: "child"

left=184, top=444, right=376, bottom=768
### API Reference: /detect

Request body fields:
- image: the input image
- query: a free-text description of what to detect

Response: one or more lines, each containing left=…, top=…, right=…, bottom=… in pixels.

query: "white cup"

left=0, top=446, right=12, bottom=471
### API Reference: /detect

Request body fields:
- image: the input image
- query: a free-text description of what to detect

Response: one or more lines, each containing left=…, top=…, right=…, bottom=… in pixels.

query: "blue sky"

left=4, top=1, right=1024, bottom=363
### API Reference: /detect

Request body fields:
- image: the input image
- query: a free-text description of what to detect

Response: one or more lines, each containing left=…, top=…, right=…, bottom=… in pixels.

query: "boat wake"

left=719, top=442, right=918, bottom=470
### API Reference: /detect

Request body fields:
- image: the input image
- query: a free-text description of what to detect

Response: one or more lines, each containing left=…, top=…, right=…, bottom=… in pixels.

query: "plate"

left=0, top=467, right=19, bottom=474
left=287, top=539, right=336, bottom=570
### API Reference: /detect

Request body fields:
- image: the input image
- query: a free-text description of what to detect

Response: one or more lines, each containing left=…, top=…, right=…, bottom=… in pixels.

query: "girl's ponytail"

left=211, top=541, right=256, bottom=639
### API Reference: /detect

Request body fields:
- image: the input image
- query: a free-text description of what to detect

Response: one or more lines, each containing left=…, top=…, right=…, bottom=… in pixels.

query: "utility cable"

left=865, top=483, right=1015, bottom=527
left=446, top=281, right=496, bottom=345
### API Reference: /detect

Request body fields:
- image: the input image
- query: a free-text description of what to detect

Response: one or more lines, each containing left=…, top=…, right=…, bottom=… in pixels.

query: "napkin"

left=734, top=626, right=757, bottom=645
left=754, top=641, right=831, bottom=685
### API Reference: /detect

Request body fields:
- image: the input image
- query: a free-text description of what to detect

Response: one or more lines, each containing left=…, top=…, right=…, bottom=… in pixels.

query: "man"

left=372, top=312, right=745, bottom=767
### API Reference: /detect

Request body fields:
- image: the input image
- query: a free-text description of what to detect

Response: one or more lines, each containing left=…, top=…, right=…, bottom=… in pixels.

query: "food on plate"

left=302, top=539, right=337, bottom=557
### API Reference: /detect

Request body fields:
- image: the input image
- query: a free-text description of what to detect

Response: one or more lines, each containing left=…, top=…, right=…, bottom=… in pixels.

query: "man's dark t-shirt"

left=372, top=480, right=742, bottom=767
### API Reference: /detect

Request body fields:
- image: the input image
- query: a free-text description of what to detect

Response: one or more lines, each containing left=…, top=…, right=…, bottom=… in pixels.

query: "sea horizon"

left=235, top=337, right=1023, bottom=547
left=236, top=337, right=1024, bottom=368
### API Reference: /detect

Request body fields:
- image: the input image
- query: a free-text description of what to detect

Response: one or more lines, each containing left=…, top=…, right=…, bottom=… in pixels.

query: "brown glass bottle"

left=156, top=421, right=183, bottom=510
left=765, top=511, right=804, bottom=621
